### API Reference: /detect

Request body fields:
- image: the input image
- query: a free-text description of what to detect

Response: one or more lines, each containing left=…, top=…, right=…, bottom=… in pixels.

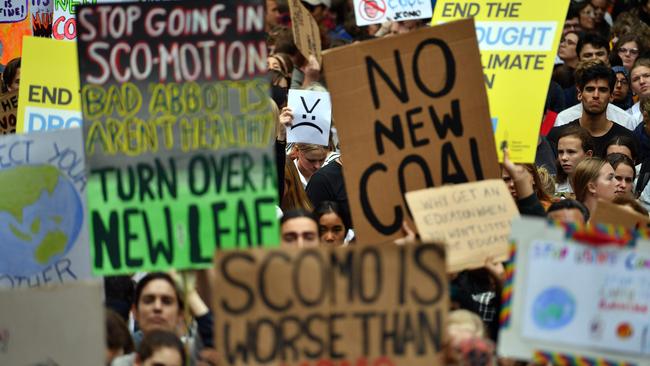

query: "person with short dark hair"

left=607, top=153, right=636, bottom=197
left=547, top=199, right=590, bottom=224
left=577, top=33, right=610, bottom=65
left=281, top=209, right=319, bottom=247
left=135, top=330, right=186, bottom=366
left=313, top=201, right=349, bottom=246
left=2, top=57, right=20, bottom=93
left=106, top=308, right=135, bottom=366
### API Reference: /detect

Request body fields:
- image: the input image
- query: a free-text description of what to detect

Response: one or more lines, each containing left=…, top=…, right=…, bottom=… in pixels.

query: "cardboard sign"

left=16, top=36, right=82, bottom=133
left=77, top=0, right=280, bottom=275
left=433, top=0, right=570, bottom=163
left=0, top=128, right=92, bottom=288
left=287, top=89, right=331, bottom=146
left=591, top=199, right=650, bottom=230
left=499, top=217, right=650, bottom=364
left=0, top=0, right=27, bottom=23
left=353, top=0, right=433, bottom=26
left=323, top=19, right=499, bottom=244
left=0, top=281, right=104, bottom=365
left=0, top=91, right=18, bottom=134
left=288, top=0, right=322, bottom=63
left=406, top=179, right=519, bottom=272
left=213, top=243, right=448, bottom=366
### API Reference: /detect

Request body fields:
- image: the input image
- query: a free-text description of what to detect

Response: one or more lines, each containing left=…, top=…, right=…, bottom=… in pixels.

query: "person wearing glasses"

left=614, top=33, right=646, bottom=71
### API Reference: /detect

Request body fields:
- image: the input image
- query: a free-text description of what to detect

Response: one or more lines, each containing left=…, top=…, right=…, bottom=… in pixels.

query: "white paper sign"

left=352, top=0, right=433, bottom=26
left=287, top=89, right=331, bottom=146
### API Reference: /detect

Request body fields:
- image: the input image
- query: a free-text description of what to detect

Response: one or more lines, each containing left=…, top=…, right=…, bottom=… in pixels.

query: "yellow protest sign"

left=433, top=0, right=570, bottom=163
left=16, top=36, right=82, bottom=133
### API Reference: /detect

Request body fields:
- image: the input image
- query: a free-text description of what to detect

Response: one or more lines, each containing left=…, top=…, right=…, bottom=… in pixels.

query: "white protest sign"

left=0, top=128, right=92, bottom=288
left=287, top=89, right=331, bottom=146
left=352, top=0, right=433, bottom=26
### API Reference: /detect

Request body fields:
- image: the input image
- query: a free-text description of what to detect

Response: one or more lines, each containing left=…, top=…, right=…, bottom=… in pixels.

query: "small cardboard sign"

left=0, top=281, right=105, bottom=365
left=287, top=89, right=331, bottom=146
left=353, top=0, right=433, bottom=26
left=288, top=0, right=322, bottom=63
left=406, top=179, right=519, bottom=272
left=213, top=243, right=448, bottom=366
left=591, top=199, right=650, bottom=230
left=0, top=91, right=18, bottom=134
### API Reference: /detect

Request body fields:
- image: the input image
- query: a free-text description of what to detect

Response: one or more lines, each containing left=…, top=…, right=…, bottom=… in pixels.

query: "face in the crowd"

left=281, top=217, right=319, bottom=247
left=558, top=136, right=591, bottom=176
left=590, top=0, right=608, bottom=24
left=7, top=67, right=20, bottom=92
left=578, top=78, right=611, bottom=116
left=134, top=280, right=182, bottom=334
left=618, top=41, right=640, bottom=70
left=501, top=166, right=533, bottom=200
left=318, top=212, right=346, bottom=246
left=631, top=65, right=650, bottom=98
left=612, top=72, right=630, bottom=102
left=579, top=44, right=608, bottom=64
left=267, top=56, right=282, bottom=72
left=579, top=4, right=596, bottom=30
left=613, top=163, right=635, bottom=196
left=296, top=148, right=327, bottom=180
left=588, top=163, right=617, bottom=201
left=265, top=0, right=281, bottom=29
left=547, top=208, right=586, bottom=224
left=137, top=347, right=183, bottom=366
left=558, top=33, right=579, bottom=62
left=563, top=17, right=581, bottom=36
left=606, top=144, right=634, bottom=161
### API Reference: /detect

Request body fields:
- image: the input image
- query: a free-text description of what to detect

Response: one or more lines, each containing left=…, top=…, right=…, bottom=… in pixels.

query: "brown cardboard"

left=288, top=0, right=322, bottom=63
left=0, top=91, right=18, bottom=134
left=213, top=243, right=448, bottom=366
left=406, top=180, right=519, bottom=272
left=322, top=19, right=499, bottom=244
left=591, top=199, right=650, bottom=230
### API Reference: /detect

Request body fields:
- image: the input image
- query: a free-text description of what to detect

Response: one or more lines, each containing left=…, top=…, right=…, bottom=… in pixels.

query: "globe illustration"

left=0, top=165, right=83, bottom=276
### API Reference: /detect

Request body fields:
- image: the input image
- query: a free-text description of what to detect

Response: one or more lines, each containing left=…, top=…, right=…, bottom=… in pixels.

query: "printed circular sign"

left=532, top=287, right=576, bottom=330
left=359, top=0, right=387, bottom=22
left=616, top=322, right=633, bottom=338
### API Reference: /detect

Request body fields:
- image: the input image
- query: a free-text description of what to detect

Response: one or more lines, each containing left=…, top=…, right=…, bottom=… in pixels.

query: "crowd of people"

left=4, top=0, right=650, bottom=365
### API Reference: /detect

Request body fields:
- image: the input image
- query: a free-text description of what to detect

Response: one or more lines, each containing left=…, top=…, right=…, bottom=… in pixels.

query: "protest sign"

left=77, top=0, right=279, bottom=275
left=287, top=89, right=331, bottom=146
left=31, top=0, right=54, bottom=37
left=0, top=281, right=104, bottom=365
left=433, top=0, right=570, bottom=163
left=0, top=10, right=31, bottom=65
left=323, top=19, right=499, bottom=243
left=353, top=0, right=433, bottom=26
left=591, top=199, right=650, bottom=230
left=0, top=91, right=18, bottom=134
left=406, top=179, right=518, bottom=272
left=213, top=243, right=448, bottom=366
left=499, top=217, right=650, bottom=365
left=0, top=128, right=92, bottom=288
left=288, top=0, right=322, bottom=63
left=16, top=36, right=82, bottom=133
left=53, top=0, right=95, bottom=40
left=0, top=0, right=27, bottom=23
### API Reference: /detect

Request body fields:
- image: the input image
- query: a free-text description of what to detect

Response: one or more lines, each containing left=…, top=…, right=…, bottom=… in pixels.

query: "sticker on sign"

left=353, top=0, right=432, bottom=26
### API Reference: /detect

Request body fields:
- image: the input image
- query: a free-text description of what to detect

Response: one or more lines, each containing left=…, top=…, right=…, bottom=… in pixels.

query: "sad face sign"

left=287, top=89, right=332, bottom=146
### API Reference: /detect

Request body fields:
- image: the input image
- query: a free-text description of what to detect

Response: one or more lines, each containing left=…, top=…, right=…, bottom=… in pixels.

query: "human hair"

left=565, top=2, right=579, bottom=20
left=314, top=201, right=348, bottom=231
left=612, top=195, right=649, bottom=216
left=281, top=156, right=313, bottom=211
left=555, top=126, right=595, bottom=183
left=575, top=61, right=615, bottom=91
left=572, top=157, right=609, bottom=203
left=631, top=57, right=650, bottom=76
left=272, top=27, right=299, bottom=56
left=295, top=143, right=329, bottom=153
left=576, top=32, right=610, bottom=58
left=525, top=164, right=552, bottom=204
left=281, top=208, right=317, bottom=226
left=134, top=272, right=184, bottom=311
left=537, top=166, right=556, bottom=197
left=606, top=153, right=636, bottom=181
left=106, top=308, right=135, bottom=355
left=1, top=57, right=20, bottom=92
left=137, top=330, right=186, bottom=365
left=604, top=135, right=638, bottom=163
left=547, top=199, right=590, bottom=222
left=614, top=32, right=647, bottom=56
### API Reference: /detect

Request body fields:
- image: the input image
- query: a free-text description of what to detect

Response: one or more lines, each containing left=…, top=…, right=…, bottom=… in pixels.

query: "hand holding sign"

left=287, top=89, right=331, bottom=146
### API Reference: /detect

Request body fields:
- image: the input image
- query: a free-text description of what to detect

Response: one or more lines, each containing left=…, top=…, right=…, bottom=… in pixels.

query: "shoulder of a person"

left=111, top=353, right=136, bottom=366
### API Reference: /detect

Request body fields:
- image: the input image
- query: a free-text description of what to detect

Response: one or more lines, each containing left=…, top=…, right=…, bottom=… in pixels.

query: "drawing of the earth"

left=532, top=287, right=576, bottom=330
left=0, top=165, right=83, bottom=276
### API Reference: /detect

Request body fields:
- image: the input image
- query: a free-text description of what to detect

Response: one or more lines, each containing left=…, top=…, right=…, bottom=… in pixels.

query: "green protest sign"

left=77, top=0, right=279, bottom=275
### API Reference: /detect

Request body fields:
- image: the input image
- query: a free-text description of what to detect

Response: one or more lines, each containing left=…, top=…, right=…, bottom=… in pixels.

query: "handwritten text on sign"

left=214, top=243, right=448, bottom=366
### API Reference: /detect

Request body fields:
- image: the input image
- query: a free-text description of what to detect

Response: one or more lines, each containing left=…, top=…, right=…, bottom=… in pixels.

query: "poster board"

left=287, top=89, right=331, bottom=146
left=0, top=127, right=92, bottom=288
left=406, top=179, right=519, bottom=272
left=591, top=199, right=650, bottom=230
left=432, top=0, right=570, bottom=163
left=213, top=243, right=448, bottom=366
left=499, top=217, right=650, bottom=365
left=0, top=91, right=18, bottom=134
left=352, top=0, right=433, bottom=26
left=77, top=0, right=280, bottom=275
left=0, top=281, right=105, bottom=365
left=16, top=36, right=82, bottom=133
left=323, top=19, right=499, bottom=244
left=288, top=0, right=322, bottom=63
